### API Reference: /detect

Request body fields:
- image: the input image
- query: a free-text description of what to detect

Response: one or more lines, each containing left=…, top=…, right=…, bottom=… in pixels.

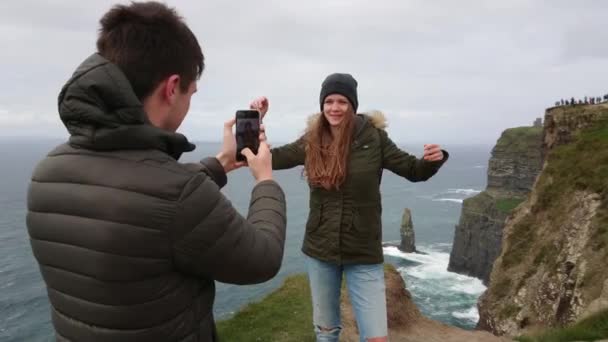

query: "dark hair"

left=96, top=1, right=204, bottom=100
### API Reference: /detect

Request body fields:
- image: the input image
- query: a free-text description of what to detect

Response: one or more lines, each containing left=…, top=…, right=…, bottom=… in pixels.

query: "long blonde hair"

left=304, top=110, right=355, bottom=190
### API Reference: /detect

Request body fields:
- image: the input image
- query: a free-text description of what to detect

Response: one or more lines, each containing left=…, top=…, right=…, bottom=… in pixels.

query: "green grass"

left=500, top=215, right=535, bottom=269
left=515, top=309, right=608, bottom=341
left=217, top=265, right=398, bottom=341
left=534, top=117, right=608, bottom=256
left=493, top=278, right=512, bottom=298
left=532, top=243, right=558, bottom=266
left=596, top=207, right=608, bottom=251
left=216, top=275, right=315, bottom=342
left=496, top=197, right=526, bottom=214
left=500, top=304, right=521, bottom=320
left=507, top=114, right=608, bottom=341
left=461, top=191, right=494, bottom=213
left=536, top=118, right=608, bottom=209
left=495, top=126, right=543, bottom=153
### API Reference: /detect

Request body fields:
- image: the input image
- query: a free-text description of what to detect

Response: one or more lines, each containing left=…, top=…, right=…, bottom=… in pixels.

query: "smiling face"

left=322, top=94, right=353, bottom=127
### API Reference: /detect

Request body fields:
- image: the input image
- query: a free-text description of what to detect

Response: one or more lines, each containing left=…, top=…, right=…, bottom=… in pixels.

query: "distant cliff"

left=478, top=103, right=608, bottom=336
left=486, top=126, right=544, bottom=196
left=448, top=125, right=543, bottom=284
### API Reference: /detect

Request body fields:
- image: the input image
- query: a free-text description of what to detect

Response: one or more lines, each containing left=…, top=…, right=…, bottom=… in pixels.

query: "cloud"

left=1, top=0, right=607, bottom=145
left=0, top=106, right=64, bottom=137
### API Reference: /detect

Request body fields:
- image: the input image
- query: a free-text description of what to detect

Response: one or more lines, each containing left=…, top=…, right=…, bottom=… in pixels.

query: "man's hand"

left=423, top=144, right=444, bottom=162
left=216, top=118, right=245, bottom=173
left=242, top=141, right=273, bottom=183
left=249, top=96, right=269, bottom=120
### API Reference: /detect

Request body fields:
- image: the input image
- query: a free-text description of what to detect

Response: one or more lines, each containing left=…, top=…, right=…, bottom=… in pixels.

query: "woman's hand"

left=249, top=96, right=269, bottom=120
left=423, top=144, right=444, bottom=162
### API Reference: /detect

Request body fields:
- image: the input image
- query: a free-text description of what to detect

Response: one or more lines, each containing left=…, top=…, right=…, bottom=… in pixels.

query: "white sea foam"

left=452, top=307, right=480, bottom=322
left=432, top=198, right=464, bottom=203
left=446, top=188, right=482, bottom=196
left=383, top=244, right=487, bottom=297
left=448, top=278, right=487, bottom=295
left=384, top=246, right=485, bottom=287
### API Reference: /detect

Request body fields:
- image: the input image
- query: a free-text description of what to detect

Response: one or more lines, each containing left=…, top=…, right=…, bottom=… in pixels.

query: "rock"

left=449, top=126, right=543, bottom=284
left=477, top=103, right=608, bottom=337
left=448, top=192, right=509, bottom=285
left=399, top=208, right=416, bottom=253
left=542, top=103, right=607, bottom=152
left=478, top=190, right=603, bottom=336
left=486, top=126, right=544, bottom=196
left=579, top=279, right=608, bottom=321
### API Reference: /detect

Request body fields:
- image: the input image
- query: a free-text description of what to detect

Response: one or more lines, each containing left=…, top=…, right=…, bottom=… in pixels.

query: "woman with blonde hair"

left=250, top=73, right=448, bottom=342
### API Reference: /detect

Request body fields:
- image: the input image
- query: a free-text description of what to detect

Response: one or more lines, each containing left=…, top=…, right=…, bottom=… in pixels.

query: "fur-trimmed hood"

left=305, top=110, right=387, bottom=134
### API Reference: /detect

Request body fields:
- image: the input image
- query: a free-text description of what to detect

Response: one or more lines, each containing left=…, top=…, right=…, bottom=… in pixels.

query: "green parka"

left=271, top=112, right=448, bottom=264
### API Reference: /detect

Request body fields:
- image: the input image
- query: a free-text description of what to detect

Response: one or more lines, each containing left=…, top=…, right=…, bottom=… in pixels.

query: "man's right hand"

left=241, top=141, right=273, bottom=183
left=215, top=118, right=245, bottom=173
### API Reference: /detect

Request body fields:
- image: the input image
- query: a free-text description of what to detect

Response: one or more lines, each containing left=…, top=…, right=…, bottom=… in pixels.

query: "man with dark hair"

left=26, top=2, right=286, bottom=341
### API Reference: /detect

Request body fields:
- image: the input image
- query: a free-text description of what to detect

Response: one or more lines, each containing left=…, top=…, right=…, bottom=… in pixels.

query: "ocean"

left=0, top=139, right=491, bottom=341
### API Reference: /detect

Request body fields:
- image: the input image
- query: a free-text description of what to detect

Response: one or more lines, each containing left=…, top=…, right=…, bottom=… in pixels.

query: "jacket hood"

left=57, top=53, right=195, bottom=160
left=305, top=110, right=387, bottom=138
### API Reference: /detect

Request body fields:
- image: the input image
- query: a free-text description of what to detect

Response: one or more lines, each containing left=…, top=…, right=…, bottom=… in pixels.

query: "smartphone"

left=235, top=110, right=261, bottom=162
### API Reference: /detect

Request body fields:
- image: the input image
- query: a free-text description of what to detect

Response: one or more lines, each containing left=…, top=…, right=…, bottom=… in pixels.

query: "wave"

left=448, top=279, right=487, bottom=295
left=427, top=189, right=482, bottom=204
left=452, top=307, right=479, bottom=322
left=432, top=198, right=464, bottom=203
left=383, top=244, right=487, bottom=305
left=445, top=188, right=482, bottom=196
left=383, top=246, right=439, bottom=265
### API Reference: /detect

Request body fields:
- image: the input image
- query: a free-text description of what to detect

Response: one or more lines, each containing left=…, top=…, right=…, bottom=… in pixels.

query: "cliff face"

left=487, top=126, right=545, bottom=196
left=477, top=104, right=608, bottom=336
left=448, top=126, right=543, bottom=284
left=448, top=192, right=510, bottom=284
left=543, top=104, right=608, bottom=152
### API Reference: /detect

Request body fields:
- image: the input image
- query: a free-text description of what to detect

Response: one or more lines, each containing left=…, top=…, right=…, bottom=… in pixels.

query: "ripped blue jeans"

left=306, top=255, right=388, bottom=342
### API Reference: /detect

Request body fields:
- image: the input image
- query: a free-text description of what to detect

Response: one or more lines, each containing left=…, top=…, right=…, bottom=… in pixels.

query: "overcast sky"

left=1, top=0, right=607, bottom=146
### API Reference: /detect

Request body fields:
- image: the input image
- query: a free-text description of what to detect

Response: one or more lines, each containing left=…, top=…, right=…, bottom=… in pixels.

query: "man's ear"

left=163, top=74, right=181, bottom=104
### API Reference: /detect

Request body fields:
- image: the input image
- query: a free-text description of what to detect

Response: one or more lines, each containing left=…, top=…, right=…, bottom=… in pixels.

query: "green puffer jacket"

left=271, top=112, right=448, bottom=264
left=27, top=53, right=287, bottom=342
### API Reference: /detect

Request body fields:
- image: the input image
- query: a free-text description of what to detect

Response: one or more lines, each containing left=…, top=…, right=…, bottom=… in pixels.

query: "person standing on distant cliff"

left=26, top=2, right=287, bottom=341
left=249, top=73, right=449, bottom=342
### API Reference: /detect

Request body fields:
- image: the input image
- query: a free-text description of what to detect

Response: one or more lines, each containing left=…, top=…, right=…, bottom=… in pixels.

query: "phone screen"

left=235, top=110, right=260, bottom=162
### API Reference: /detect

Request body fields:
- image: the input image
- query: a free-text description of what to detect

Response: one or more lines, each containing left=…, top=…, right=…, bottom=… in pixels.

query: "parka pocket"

left=306, top=206, right=322, bottom=234
left=352, top=206, right=380, bottom=240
